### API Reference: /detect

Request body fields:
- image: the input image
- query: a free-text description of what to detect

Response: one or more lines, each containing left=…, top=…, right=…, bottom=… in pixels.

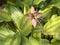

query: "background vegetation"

left=0, top=0, right=60, bottom=45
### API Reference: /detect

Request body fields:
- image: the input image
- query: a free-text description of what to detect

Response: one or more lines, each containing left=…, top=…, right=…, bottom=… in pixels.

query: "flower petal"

left=32, top=19, right=37, bottom=27
left=35, top=13, right=42, bottom=18
left=30, top=6, right=36, bottom=13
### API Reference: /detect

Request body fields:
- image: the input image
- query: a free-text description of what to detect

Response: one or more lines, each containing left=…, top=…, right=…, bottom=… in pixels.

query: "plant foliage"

left=0, top=0, right=60, bottom=45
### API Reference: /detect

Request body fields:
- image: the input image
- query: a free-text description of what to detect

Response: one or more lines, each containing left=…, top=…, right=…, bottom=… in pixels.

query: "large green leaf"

left=7, top=5, right=32, bottom=36
left=37, top=38, right=50, bottom=45
left=29, top=37, right=50, bottom=45
left=29, top=37, right=40, bottom=45
left=3, top=37, right=13, bottom=45
left=8, top=5, right=23, bottom=30
left=3, top=33, right=21, bottom=45
left=0, top=22, right=15, bottom=39
left=44, top=15, right=60, bottom=40
left=32, top=24, right=43, bottom=38
left=21, top=36, right=32, bottom=45
left=0, top=35, right=20, bottom=45
left=11, top=33, right=21, bottom=45
left=0, top=6, right=11, bottom=22
left=20, top=16, right=32, bottom=36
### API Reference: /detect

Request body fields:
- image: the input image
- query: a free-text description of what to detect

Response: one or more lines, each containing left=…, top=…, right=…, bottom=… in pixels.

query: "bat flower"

left=25, top=6, right=42, bottom=28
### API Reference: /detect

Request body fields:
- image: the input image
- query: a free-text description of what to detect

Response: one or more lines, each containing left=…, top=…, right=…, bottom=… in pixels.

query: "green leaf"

left=3, top=36, right=13, bottom=45
left=51, top=39, right=60, bottom=45
left=0, top=7, right=11, bottom=22
left=21, top=36, right=32, bottom=45
left=44, top=15, right=60, bottom=40
left=24, top=0, right=33, bottom=5
left=0, top=22, right=15, bottom=39
left=32, top=24, right=43, bottom=38
left=16, top=0, right=23, bottom=8
left=8, top=5, right=23, bottom=30
left=37, top=38, right=50, bottom=45
left=24, top=5, right=30, bottom=14
left=58, top=8, right=60, bottom=16
left=29, top=37, right=40, bottom=45
left=33, top=0, right=45, bottom=5
left=40, top=7, right=52, bottom=23
left=8, top=5, right=32, bottom=36
left=3, top=33, right=21, bottom=45
left=0, top=38, right=6, bottom=45
left=20, top=16, right=32, bottom=36
left=11, top=33, right=21, bottom=45
left=54, top=0, right=60, bottom=8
